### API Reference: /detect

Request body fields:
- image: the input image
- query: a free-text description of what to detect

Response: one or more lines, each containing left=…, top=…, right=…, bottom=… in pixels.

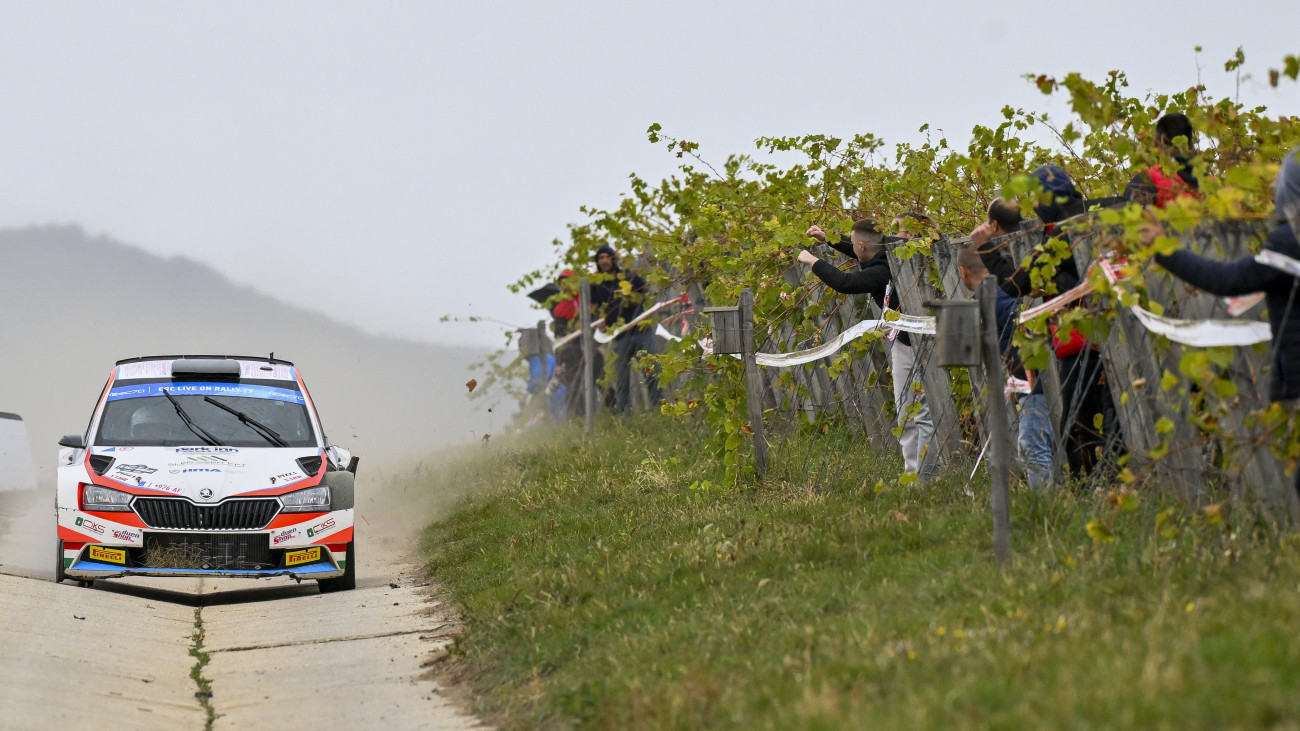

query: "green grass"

left=415, top=415, right=1300, bottom=729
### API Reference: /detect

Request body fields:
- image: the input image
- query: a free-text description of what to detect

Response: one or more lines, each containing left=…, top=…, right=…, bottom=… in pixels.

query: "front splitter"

left=65, top=560, right=344, bottom=580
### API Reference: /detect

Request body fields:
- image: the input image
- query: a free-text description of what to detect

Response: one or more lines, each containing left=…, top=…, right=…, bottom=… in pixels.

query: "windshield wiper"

left=160, top=389, right=224, bottom=446
left=203, top=396, right=290, bottom=447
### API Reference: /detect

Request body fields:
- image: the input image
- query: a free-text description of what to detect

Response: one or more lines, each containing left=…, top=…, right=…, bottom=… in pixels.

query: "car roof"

left=112, top=356, right=298, bottom=383
left=115, top=354, right=295, bottom=366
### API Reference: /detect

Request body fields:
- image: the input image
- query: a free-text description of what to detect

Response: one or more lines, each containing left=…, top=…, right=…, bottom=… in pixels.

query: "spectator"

left=547, top=270, right=594, bottom=420
left=891, top=211, right=936, bottom=239
left=998, top=165, right=1085, bottom=299
left=1125, top=112, right=1201, bottom=208
left=970, top=198, right=1024, bottom=286
left=550, top=270, right=579, bottom=336
left=956, top=245, right=1054, bottom=488
left=1145, top=146, right=1300, bottom=498
left=593, top=244, right=663, bottom=414
left=800, top=219, right=936, bottom=479
left=996, top=166, right=1119, bottom=479
left=520, top=334, right=566, bottom=422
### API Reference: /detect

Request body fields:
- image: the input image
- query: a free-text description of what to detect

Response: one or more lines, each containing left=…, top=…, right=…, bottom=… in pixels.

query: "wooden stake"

left=739, top=288, right=770, bottom=478
left=978, top=275, right=1012, bottom=564
left=579, top=279, right=596, bottom=435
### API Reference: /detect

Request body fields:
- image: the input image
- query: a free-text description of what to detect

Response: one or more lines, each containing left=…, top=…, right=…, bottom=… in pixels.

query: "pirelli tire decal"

left=285, top=547, right=323, bottom=567
left=88, top=546, right=127, bottom=564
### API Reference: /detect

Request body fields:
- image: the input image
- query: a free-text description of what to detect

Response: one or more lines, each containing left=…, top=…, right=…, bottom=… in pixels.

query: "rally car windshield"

left=94, top=382, right=317, bottom=448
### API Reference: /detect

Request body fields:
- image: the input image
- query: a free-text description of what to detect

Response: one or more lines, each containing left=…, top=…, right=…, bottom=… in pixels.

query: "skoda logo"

left=199, top=488, right=214, bottom=501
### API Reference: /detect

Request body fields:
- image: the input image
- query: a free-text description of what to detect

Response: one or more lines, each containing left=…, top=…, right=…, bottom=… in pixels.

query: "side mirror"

left=346, top=455, right=360, bottom=476
left=58, top=434, right=86, bottom=449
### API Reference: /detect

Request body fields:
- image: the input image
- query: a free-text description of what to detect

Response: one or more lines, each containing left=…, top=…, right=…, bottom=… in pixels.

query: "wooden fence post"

left=740, top=288, right=770, bottom=478
left=537, top=320, right=550, bottom=359
left=933, top=236, right=994, bottom=450
left=887, top=246, right=965, bottom=468
left=1069, top=226, right=1206, bottom=497
left=579, top=279, right=596, bottom=435
left=1170, top=220, right=1292, bottom=518
left=978, top=276, right=1013, bottom=564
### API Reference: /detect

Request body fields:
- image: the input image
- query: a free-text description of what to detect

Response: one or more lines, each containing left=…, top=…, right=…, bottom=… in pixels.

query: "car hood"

left=91, top=446, right=321, bottom=501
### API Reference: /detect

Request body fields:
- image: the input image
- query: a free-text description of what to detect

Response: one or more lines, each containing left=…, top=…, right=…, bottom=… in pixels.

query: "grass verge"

left=417, top=414, right=1300, bottom=729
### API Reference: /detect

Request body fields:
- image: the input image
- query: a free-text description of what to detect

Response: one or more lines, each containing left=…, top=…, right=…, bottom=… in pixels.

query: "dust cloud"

left=0, top=490, right=55, bottom=580
left=0, top=225, right=515, bottom=579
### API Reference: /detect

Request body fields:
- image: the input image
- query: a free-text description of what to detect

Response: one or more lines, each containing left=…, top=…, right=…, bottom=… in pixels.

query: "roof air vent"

left=171, top=359, right=241, bottom=379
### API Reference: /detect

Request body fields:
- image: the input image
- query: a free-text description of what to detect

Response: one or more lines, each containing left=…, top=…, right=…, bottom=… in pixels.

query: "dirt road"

left=0, top=488, right=481, bottom=730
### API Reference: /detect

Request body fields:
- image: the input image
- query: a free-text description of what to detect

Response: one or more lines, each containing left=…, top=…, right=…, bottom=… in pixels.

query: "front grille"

left=140, top=532, right=272, bottom=570
left=134, top=498, right=279, bottom=530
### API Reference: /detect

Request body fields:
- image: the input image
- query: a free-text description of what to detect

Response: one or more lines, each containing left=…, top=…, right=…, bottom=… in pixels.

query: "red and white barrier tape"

left=1016, top=257, right=1273, bottom=348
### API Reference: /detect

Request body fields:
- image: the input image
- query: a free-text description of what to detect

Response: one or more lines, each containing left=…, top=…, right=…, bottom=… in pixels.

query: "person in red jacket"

left=1124, top=113, right=1201, bottom=209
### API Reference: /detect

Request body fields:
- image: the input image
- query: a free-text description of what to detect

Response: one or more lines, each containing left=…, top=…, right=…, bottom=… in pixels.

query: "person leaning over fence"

left=1003, top=168, right=1122, bottom=479
left=800, top=219, right=936, bottom=479
left=593, top=244, right=663, bottom=414
left=1125, top=112, right=1201, bottom=209
left=1143, top=146, right=1300, bottom=498
left=956, top=244, right=1055, bottom=488
left=999, top=166, right=1084, bottom=298
left=970, top=198, right=1024, bottom=285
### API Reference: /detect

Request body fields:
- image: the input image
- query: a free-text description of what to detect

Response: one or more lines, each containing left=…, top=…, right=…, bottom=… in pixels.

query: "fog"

left=0, top=4, right=1294, bottom=350
left=0, top=225, right=509, bottom=491
left=0, top=224, right=512, bottom=578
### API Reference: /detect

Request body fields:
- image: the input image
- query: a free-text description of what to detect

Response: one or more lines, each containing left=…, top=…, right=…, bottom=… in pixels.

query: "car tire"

left=318, top=542, right=356, bottom=593
left=54, top=538, right=66, bottom=584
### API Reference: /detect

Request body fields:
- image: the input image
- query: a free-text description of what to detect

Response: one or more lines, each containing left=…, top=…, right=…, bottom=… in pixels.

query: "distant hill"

left=0, top=225, right=503, bottom=489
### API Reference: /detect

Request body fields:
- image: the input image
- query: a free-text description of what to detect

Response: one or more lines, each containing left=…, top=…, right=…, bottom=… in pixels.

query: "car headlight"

left=81, top=483, right=133, bottom=511
left=280, top=485, right=330, bottom=512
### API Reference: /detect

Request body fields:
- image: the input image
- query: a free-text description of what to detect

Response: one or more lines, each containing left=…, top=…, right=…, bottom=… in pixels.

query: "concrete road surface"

left=0, top=489, right=482, bottom=730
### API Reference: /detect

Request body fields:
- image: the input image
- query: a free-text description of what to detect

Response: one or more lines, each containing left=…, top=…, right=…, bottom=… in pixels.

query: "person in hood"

left=592, top=244, right=663, bottom=414
left=1124, top=113, right=1201, bottom=209
left=801, top=218, right=936, bottom=479
left=997, top=165, right=1085, bottom=298
left=1146, top=146, right=1300, bottom=497
left=983, top=169, right=1121, bottom=480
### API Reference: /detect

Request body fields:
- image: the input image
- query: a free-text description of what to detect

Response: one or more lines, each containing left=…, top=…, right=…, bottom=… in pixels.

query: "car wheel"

left=318, top=542, right=356, bottom=593
left=54, top=538, right=66, bottom=584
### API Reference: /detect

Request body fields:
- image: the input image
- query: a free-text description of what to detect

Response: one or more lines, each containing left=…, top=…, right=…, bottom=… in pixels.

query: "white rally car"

left=55, top=355, right=357, bottom=592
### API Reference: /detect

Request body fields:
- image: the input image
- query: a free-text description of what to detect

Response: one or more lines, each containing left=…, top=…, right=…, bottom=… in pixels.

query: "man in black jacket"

left=799, top=218, right=935, bottom=478
left=1145, top=146, right=1300, bottom=496
left=593, top=244, right=662, bottom=414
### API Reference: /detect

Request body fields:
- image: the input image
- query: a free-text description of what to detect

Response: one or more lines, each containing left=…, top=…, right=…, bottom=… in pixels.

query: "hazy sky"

left=1, top=2, right=1294, bottom=348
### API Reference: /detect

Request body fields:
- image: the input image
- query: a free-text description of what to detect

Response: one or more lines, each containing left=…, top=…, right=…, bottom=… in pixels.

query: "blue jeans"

left=1017, top=393, right=1054, bottom=488
left=612, top=326, right=663, bottom=414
